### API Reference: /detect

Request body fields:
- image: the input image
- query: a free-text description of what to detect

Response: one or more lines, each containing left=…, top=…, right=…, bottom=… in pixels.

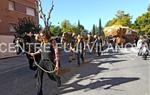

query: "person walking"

left=76, top=35, right=85, bottom=66
left=51, top=38, right=61, bottom=75
left=96, top=36, right=103, bottom=56
left=137, top=35, right=144, bottom=56
left=30, top=33, right=61, bottom=95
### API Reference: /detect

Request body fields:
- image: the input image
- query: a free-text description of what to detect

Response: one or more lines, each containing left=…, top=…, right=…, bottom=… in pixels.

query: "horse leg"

left=37, top=68, right=44, bottom=95
left=26, top=53, right=37, bottom=71
left=71, top=49, right=76, bottom=60
left=28, top=59, right=37, bottom=71
left=97, top=46, right=101, bottom=56
left=28, top=59, right=34, bottom=70
left=69, top=50, right=75, bottom=62
left=81, top=51, right=84, bottom=63
left=77, top=51, right=81, bottom=66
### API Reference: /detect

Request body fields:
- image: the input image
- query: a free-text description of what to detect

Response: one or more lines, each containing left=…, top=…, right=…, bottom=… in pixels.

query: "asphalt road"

left=0, top=48, right=149, bottom=95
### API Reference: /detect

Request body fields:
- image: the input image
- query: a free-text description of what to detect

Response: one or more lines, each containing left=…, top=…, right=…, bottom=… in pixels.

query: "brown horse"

left=61, top=32, right=77, bottom=62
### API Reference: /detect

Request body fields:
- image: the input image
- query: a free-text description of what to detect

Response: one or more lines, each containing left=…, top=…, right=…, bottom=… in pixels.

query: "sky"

left=39, top=0, right=150, bottom=31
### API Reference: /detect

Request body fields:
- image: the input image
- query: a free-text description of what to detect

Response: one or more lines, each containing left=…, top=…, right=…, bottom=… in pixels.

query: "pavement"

left=0, top=48, right=149, bottom=95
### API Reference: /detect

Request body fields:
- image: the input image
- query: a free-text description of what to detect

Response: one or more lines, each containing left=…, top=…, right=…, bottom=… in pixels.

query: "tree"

left=36, top=0, right=54, bottom=35
left=13, top=17, right=41, bottom=36
left=105, top=10, right=132, bottom=27
left=70, top=25, right=78, bottom=33
left=50, top=25, right=61, bottom=36
left=98, top=18, right=105, bottom=37
left=77, top=20, right=85, bottom=35
left=60, top=19, right=87, bottom=35
left=92, top=24, right=96, bottom=35
left=148, top=5, right=150, bottom=11
left=98, top=18, right=103, bottom=35
left=134, top=6, right=150, bottom=35
left=61, top=20, right=72, bottom=32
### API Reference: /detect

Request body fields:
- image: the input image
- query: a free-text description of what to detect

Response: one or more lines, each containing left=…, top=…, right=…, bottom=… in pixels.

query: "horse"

left=61, top=32, right=75, bottom=47
left=13, top=34, right=41, bottom=71
left=61, top=32, right=77, bottom=62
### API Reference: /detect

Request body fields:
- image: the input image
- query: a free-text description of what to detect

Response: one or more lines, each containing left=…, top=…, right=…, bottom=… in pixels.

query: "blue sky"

left=39, top=0, right=149, bottom=31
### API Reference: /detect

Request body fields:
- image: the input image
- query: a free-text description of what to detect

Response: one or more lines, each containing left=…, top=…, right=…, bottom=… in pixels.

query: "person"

left=143, top=35, right=149, bottom=48
left=141, top=39, right=149, bottom=58
left=148, top=36, right=150, bottom=49
left=96, top=36, right=103, bottom=56
left=134, top=36, right=139, bottom=46
left=142, top=35, right=149, bottom=51
left=137, top=36, right=143, bottom=48
left=112, top=37, right=116, bottom=51
left=51, top=38, right=61, bottom=75
left=76, top=35, right=85, bottom=66
left=30, top=33, right=61, bottom=95
left=70, top=33, right=76, bottom=61
left=137, top=36, right=143, bottom=55
left=87, top=34, right=91, bottom=49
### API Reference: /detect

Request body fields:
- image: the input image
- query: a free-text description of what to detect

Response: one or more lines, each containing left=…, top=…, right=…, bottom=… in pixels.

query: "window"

left=9, top=24, right=16, bottom=32
left=26, top=7, right=35, bottom=16
left=8, top=1, right=15, bottom=11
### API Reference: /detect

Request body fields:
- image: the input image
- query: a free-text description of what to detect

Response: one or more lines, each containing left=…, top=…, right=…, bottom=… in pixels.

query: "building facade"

left=0, top=0, right=38, bottom=58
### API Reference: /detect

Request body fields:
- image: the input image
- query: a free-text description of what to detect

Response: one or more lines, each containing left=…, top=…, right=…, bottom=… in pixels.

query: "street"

left=0, top=48, right=149, bottom=95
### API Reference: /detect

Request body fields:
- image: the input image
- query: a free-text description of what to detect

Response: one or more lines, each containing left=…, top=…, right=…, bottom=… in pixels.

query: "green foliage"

left=60, top=19, right=87, bottom=35
left=70, top=25, right=79, bottom=33
left=134, top=6, right=150, bottom=34
left=49, top=20, right=87, bottom=36
left=92, top=24, right=96, bottom=35
left=98, top=18, right=104, bottom=36
left=148, top=5, right=150, bottom=12
left=91, top=24, right=101, bottom=35
left=105, top=6, right=150, bottom=35
left=105, top=10, right=132, bottom=27
left=13, top=17, right=41, bottom=35
left=61, top=20, right=72, bottom=32
left=78, top=20, right=85, bottom=35
left=50, top=25, right=61, bottom=36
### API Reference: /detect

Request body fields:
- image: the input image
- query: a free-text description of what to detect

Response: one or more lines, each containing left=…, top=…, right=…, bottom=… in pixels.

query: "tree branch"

left=36, top=0, right=47, bottom=26
left=36, top=0, right=54, bottom=28
left=47, top=0, right=54, bottom=26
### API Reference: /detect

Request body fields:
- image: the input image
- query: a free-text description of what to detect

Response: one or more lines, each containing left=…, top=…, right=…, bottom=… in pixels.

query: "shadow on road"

left=60, top=77, right=140, bottom=94
left=99, top=59, right=127, bottom=65
left=0, top=51, right=142, bottom=95
left=58, top=52, right=138, bottom=94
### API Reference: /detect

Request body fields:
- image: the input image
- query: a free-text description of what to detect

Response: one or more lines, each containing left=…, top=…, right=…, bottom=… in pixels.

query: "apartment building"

left=0, top=0, right=39, bottom=58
